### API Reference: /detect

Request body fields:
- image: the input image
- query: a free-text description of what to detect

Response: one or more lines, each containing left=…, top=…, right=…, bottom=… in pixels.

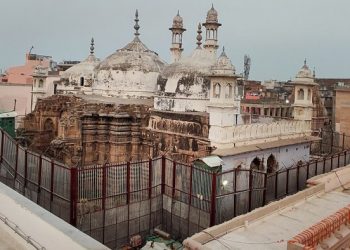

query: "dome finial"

left=177, top=10, right=180, bottom=16
left=196, top=23, right=202, bottom=48
left=304, top=58, right=307, bottom=66
left=221, top=46, right=227, bottom=57
left=134, top=9, right=140, bottom=37
left=90, top=37, right=95, bottom=55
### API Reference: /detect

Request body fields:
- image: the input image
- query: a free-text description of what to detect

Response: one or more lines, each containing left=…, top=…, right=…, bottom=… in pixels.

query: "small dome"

left=206, top=5, right=218, bottom=23
left=62, top=54, right=100, bottom=79
left=296, top=61, right=313, bottom=79
left=161, top=48, right=216, bottom=78
left=211, top=48, right=235, bottom=75
left=293, top=60, right=318, bottom=86
left=172, top=12, right=183, bottom=29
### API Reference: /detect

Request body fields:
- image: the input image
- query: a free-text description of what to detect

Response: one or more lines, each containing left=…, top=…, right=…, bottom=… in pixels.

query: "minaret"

left=202, top=4, right=221, bottom=54
left=207, top=47, right=241, bottom=147
left=31, top=61, right=48, bottom=111
left=169, top=11, right=186, bottom=62
left=292, top=59, right=318, bottom=121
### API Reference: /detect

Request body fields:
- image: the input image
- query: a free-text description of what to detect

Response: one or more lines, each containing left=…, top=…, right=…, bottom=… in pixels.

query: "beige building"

left=334, top=86, right=350, bottom=148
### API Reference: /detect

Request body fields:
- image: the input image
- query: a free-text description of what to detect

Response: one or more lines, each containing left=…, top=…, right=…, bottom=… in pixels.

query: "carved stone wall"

left=145, top=110, right=210, bottom=163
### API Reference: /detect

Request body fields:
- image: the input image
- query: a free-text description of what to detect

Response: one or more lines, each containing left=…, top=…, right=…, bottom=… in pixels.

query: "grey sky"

left=0, top=0, right=349, bottom=80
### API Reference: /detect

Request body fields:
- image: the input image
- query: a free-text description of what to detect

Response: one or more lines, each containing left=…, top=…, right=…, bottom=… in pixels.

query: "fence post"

left=0, top=130, right=3, bottom=164
left=187, top=164, right=193, bottom=235
left=323, top=157, right=326, bottom=173
left=37, top=155, right=42, bottom=204
left=233, top=168, right=238, bottom=217
left=210, top=171, right=217, bottom=226
left=274, top=172, right=278, bottom=200
left=331, top=131, right=334, bottom=154
left=126, top=161, right=131, bottom=241
left=262, top=172, right=267, bottom=206
left=343, top=133, right=346, bottom=151
left=296, top=165, right=300, bottom=191
left=320, top=129, right=323, bottom=153
left=170, top=161, right=176, bottom=232
left=14, top=143, right=19, bottom=188
left=286, top=168, right=290, bottom=195
left=161, top=156, right=166, bottom=194
left=315, top=160, right=318, bottom=176
left=330, top=155, right=333, bottom=171
left=148, top=158, right=152, bottom=229
left=50, top=159, right=55, bottom=211
left=248, top=170, right=253, bottom=212
left=102, top=164, right=107, bottom=244
left=337, top=153, right=341, bottom=169
left=306, top=162, right=310, bottom=180
left=345, top=151, right=347, bottom=166
left=24, top=149, right=28, bottom=194
left=70, top=167, right=78, bottom=227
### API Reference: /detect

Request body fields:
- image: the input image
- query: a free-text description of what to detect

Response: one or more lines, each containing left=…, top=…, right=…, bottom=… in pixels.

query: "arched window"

left=307, top=88, right=311, bottom=100
left=213, top=83, right=221, bottom=98
left=38, top=79, right=44, bottom=88
left=225, top=83, right=233, bottom=98
left=267, top=154, right=278, bottom=174
left=250, top=157, right=263, bottom=171
left=297, top=88, right=304, bottom=100
left=80, top=77, right=84, bottom=86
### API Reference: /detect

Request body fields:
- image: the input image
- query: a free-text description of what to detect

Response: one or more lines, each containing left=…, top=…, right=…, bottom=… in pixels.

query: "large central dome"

left=93, top=11, right=166, bottom=99
left=95, top=37, right=164, bottom=73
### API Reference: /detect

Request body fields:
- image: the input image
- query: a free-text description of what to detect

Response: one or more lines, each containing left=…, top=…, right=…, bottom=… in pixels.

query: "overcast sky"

left=0, top=0, right=349, bottom=80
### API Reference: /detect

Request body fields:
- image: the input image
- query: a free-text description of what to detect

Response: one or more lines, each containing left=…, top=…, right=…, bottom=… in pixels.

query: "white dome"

left=293, top=60, right=317, bottom=86
left=211, top=48, right=235, bottom=76
left=296, top=63, right=313, bottom=79
left=93, top=37, right=166, bottom=98
left=206, top=5, right=218, bottom=23
left=95, top=37, right=165, bottom=73
left=157, top=48, right=216, bottom=100
left=172, top=12, right=184, bottom=29
left=62, top=54, right=100, bottom=79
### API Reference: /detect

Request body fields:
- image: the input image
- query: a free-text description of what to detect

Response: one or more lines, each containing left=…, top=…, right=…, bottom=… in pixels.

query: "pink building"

left=1, top=53, right=52, bottom=84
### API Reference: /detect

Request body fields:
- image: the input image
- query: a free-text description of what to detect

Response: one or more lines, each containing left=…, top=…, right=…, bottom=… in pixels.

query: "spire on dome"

left=196, top=23, right=202, bottom=49
left=134, top=9, right=140, bottom=37
left=302, top=58, right=309, bottom=70
left=220, top=46, right=227, bottom=57
left=90, top=37, right=95, bottom=55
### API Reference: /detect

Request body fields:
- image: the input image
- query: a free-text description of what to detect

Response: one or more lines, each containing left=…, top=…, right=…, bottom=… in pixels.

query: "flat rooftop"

left=0, top=182, right=109, bottom=250
left=184, top=165, right=350, bottom=250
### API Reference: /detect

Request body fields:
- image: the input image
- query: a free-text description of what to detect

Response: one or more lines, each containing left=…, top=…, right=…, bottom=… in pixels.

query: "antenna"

left=244, top=55, right=251, bottom=80
left=29, top=46, right=34, bottom=55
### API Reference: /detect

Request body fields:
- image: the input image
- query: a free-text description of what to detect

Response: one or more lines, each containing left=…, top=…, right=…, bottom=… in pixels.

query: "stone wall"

left=146, top=110, right=210, bottom=163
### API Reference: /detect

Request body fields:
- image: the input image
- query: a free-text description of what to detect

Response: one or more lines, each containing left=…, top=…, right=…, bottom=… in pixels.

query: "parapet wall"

left=209, top=120, right=312, bottom=148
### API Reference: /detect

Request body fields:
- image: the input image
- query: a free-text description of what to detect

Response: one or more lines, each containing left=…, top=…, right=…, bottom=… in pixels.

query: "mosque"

left=23, top=6, right=320, bottom=172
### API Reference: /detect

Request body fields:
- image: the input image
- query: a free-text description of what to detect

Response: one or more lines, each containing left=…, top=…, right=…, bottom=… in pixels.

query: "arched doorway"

left=250, top=157, right=263, bottom=171
left=267, top=154, right=278, bottom=173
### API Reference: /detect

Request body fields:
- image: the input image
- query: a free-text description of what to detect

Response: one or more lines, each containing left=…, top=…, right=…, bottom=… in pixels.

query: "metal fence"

left=0, top=129, right=72, bottom=223
left=1, top=128, right=350, bottom=249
